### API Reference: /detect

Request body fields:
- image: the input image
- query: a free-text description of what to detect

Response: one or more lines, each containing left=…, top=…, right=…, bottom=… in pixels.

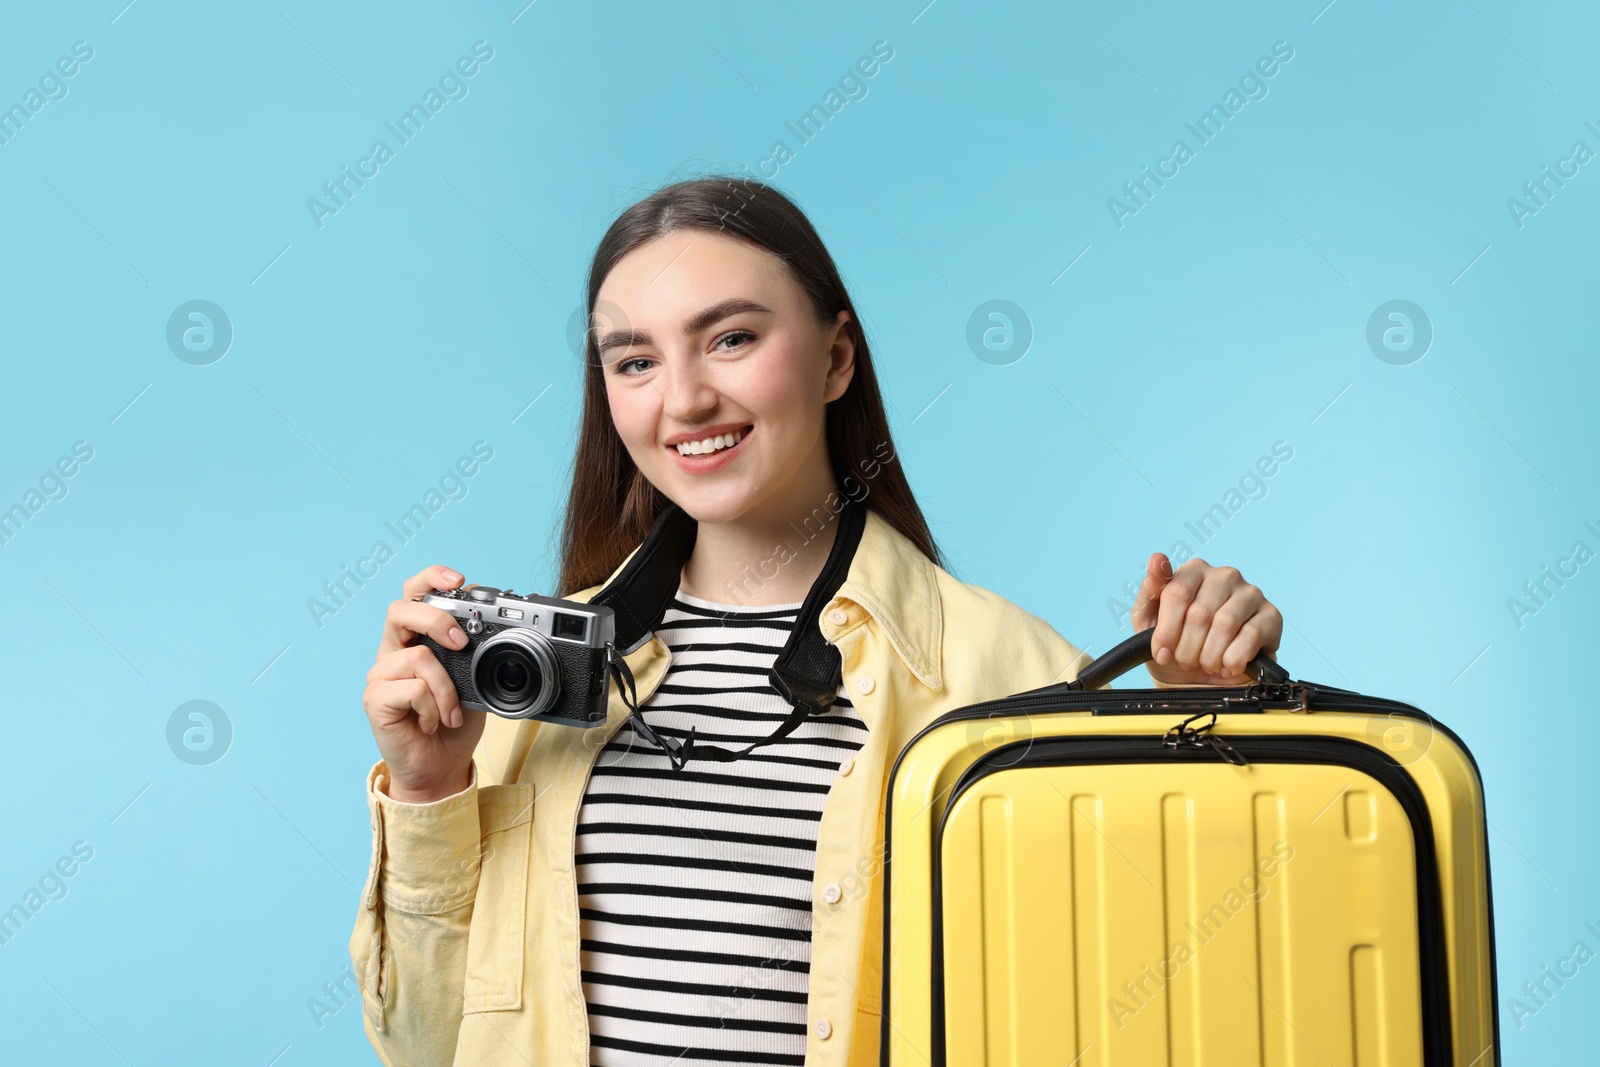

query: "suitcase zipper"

left=923, top=734, right=1453, bottom=1067
left=934, top=679, right=1361, bottom=719
left=912, top=679, right=1482, bottom=772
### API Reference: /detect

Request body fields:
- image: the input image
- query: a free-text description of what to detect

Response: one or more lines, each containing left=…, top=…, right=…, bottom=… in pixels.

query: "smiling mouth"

left=669, top=425, right=752, bottom=457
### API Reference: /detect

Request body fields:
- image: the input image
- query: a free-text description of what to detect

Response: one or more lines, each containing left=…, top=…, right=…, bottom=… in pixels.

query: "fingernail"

left=442, top=569, right=462, bottom=584
left=450, top=706, right=463, bottom=728
left=449, top=626, right=467, bottom=647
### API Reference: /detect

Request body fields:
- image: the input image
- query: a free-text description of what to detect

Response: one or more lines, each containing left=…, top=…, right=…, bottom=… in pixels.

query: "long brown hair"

left=556, top=175, right=942, bottom=596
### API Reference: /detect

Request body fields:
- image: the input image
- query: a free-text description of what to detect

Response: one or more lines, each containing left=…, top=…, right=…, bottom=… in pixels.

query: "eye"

left=611, top=355, right=655, bottom=376
left=711, top=329, right=755, bottom=352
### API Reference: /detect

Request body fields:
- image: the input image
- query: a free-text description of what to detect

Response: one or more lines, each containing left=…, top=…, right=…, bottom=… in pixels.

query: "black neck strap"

left=589, top=495, right=869, bottom=768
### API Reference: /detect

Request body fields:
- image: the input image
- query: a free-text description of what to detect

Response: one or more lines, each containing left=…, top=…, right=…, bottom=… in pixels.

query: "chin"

left=654, top=483, right=763, bottom=526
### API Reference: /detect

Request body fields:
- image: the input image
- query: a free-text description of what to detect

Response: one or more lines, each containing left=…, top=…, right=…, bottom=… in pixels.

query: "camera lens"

left=496, top=660, right=529, bottom=692
left=470, top=629, right=561, bottom=719
left=478, top=645, right=541, bottom=712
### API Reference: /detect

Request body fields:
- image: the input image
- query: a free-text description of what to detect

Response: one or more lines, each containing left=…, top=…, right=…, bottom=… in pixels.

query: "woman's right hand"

left=362, top=565, right=488, bottom=803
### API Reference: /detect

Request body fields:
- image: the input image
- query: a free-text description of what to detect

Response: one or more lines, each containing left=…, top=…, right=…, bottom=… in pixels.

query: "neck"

left=679, top=487, right=846, bottom=608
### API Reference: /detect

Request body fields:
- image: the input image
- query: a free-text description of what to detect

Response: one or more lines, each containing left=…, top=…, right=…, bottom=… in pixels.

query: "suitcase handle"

left=1065, top=626, right=1290, bottom=690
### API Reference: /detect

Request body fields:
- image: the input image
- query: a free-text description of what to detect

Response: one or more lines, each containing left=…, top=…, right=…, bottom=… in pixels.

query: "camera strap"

left=590, top=494, right=868, bottom=770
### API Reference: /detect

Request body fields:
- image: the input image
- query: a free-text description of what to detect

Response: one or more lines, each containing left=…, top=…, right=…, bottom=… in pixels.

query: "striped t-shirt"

left=576, top=585, right=868, bottom=1066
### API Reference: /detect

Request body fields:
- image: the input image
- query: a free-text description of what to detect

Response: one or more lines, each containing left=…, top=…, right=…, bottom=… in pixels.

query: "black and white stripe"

left=577, top=587, right=866, bottom=1066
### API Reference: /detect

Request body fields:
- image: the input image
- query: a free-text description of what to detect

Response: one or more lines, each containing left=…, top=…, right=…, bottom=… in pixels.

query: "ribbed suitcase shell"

left=882, top=690, right=1498, bottom=1067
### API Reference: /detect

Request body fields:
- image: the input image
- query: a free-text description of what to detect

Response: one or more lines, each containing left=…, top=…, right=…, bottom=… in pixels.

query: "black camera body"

left=417, top=585, right=614, bottom=726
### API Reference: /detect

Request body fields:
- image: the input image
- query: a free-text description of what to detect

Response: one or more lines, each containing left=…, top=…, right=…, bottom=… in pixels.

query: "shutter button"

left=856, top=675, right=875, bottom=695
left=814, top=1017, right=833, bottom=1040
left=822, top=882, right=842, bottom=904
left=828, top=608, right=848, bottom=625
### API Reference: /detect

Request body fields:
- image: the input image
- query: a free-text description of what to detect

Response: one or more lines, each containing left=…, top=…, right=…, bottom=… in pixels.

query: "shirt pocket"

left=462, top=781, right=534, bottom=1013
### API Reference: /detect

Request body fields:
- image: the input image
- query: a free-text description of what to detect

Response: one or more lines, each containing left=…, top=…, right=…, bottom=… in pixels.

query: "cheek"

left=605, top=384, right=653, bottom=454
left=733, top=367, right=789, bottom=415
left=740, top=341, right=823, bottom=413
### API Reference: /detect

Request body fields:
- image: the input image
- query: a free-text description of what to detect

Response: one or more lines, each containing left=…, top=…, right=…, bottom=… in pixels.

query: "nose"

left=657, top=352, right=719, bottom=427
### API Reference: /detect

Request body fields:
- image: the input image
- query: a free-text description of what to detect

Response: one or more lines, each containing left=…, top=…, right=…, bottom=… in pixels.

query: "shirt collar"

left=584, top=504, right=945, bottom=692
left=833, top=506, right=944, bottom=691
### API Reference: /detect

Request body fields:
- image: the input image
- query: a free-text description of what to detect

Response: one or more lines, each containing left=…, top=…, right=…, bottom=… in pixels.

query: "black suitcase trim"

left=880, top=686, right=1501, bottom=1067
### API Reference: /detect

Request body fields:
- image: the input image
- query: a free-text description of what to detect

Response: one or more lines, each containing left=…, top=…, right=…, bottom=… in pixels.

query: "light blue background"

left=1, top=0, right=1594, bottom=1062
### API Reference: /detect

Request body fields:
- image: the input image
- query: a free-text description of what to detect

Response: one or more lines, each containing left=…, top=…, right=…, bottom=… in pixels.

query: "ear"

left=822, top=309, right=856, bottom=403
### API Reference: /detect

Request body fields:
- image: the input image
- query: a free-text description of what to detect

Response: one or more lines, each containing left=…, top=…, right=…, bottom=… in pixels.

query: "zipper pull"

left=1201, top=732, right=1249, bottom=766
left=1223, top=681, right=1317, bottom=711
left=1162, top=710, right=1249, bottom=766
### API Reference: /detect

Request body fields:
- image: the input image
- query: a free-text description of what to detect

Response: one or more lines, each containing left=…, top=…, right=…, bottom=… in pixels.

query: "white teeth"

left=676, top=429, right=744, bottom=456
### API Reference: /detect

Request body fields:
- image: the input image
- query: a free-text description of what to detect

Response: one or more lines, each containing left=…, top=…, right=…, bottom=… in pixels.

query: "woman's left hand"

left=1130, top=552, right=1283, bottom=686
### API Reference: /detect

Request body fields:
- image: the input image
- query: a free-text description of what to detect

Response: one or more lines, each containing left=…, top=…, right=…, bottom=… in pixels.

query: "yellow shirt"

left=350, top=507, right=1145, bottom=1066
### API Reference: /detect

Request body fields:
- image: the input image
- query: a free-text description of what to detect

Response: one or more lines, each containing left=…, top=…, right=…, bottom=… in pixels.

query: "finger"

left=373, top=645, right=461, bottom=727
left=1197, top=582, right=1263, bottom=676
left=1151, top=558, right=1206, bottom=665
left=401, top=565, right=465, bottom=603
left=1172, top=564, right=1239, bottom=670
left=379, top=598, right=469, bottom=658
left=365, top=677, right=444, bottom=735
left=1220, top=606, right=1282, bottom=677
left=1130, top=552, right=1170, bottom=632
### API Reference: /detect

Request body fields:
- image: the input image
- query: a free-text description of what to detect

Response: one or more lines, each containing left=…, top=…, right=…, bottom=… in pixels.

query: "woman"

left=350, top=177, right=1283, bottom=1067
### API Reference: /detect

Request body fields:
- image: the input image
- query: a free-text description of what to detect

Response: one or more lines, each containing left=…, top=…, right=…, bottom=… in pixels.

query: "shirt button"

left=822, top=882, right=842, bottom=904
left=856, top=675, right=875, bottom=695
left=814, top=1017, right=833, bottom=1040
left=828, top=608, right=848, bottom=625
left=837, top=756, right=854, bottom=777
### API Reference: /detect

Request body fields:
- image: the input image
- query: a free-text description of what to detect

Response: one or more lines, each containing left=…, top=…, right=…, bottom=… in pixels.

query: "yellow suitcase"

left=882, top=628, right=1498, bottom=1067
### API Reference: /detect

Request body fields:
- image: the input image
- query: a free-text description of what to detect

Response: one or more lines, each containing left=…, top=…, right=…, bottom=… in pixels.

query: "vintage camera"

left=417, top=586, right=615, bottom=725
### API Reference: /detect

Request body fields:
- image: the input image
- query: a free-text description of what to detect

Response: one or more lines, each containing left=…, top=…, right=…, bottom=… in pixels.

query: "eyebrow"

left=594, top=297, right=773, bottom=356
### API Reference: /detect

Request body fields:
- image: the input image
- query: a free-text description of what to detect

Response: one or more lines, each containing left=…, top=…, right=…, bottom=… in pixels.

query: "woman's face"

left=594, top=230, right=854, bottom=524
